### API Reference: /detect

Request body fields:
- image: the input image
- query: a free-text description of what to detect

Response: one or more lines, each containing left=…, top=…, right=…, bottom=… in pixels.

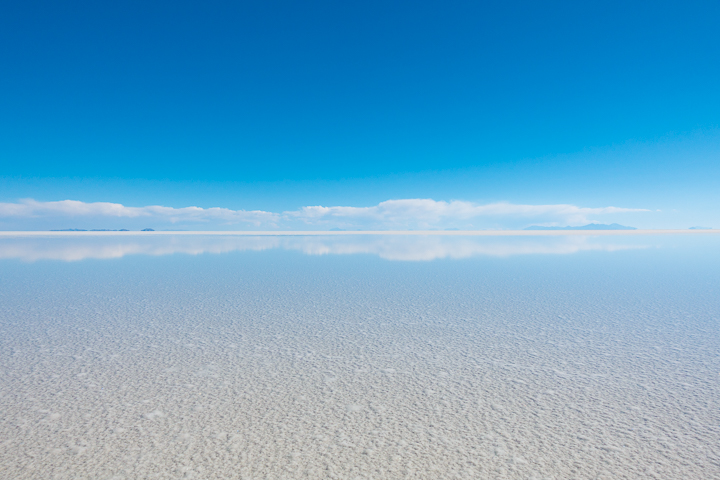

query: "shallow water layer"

left=1, top=235, right=719, bottom=479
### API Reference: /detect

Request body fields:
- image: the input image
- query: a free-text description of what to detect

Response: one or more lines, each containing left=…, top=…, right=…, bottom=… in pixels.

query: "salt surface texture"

left=0, top=234, right=718, bottom=479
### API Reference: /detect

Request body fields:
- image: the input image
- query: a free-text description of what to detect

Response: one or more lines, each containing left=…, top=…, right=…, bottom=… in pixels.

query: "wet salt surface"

left=1, top=235, right=719, bottom=479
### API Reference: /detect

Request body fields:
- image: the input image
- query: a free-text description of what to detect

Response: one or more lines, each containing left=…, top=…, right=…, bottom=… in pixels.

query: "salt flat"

left=0, top=234, right=718, bottom=479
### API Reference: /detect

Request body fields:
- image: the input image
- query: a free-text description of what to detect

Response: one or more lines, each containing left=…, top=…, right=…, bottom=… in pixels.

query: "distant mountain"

left=50, top=229, right=136, bottom=232
left=524, top=223, right=636, bottom=231
left=689, top=226, right=712, bottom=230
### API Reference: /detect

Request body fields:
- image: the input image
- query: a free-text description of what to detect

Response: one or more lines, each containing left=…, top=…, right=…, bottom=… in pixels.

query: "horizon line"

left=0, top=230, right=717, bottom=237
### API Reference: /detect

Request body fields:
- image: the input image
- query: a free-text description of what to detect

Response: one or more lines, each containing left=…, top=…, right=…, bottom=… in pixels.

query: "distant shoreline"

left=0, top=230, right=717, bottom=237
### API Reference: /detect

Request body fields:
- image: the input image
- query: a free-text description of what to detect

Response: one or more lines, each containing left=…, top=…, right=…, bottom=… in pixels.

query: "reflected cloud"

left=283, top=235, right=643, bottom=261
left=0, top=234, right=646, bottom=262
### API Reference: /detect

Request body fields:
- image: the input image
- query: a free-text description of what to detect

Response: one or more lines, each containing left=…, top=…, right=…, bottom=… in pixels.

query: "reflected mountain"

left=0, top=234, right=646, bottom=262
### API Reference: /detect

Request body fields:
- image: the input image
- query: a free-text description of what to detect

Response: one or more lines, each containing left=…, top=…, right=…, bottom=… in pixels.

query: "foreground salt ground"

left=1, top=240, right=719, bottom=479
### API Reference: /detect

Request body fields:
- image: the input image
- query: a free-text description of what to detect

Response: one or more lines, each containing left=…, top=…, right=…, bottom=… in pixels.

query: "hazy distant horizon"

left=2, top=228, right=718, bottom=236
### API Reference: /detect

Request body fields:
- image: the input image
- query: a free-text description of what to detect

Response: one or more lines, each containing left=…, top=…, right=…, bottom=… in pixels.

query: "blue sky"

left=1, top=0, right=719, bottom=230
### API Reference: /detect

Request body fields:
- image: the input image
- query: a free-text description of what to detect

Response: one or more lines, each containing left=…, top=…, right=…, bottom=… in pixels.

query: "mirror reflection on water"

left=0, top=232, right=655, bottom=262
left=1, top=233, right=718, bottom=479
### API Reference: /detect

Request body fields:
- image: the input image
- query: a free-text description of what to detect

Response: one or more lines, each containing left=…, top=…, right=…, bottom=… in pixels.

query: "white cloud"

left=0, top=199, right=278, bottom=226
left=0, top=198, right=649, bottom=230
left=286, top=199, right=648, bottom=228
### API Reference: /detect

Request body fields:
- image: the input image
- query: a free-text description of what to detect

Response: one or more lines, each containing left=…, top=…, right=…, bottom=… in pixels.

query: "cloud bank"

left=0, top=199, right=277, bottom=225
left=0, top=198, right=648, bottom=230
left=288, top=199, right=646, bottom=229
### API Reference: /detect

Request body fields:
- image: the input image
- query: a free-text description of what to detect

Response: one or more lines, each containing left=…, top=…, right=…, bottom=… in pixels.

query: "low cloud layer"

left=0, top=199, right=277, bottom=225
left=288, top=199, right=646, bottom=229
left=0, top=198, right=648, bottom=231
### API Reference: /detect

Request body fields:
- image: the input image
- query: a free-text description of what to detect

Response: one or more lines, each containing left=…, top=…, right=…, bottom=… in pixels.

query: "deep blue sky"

left=1, top=0, right=719, bottom=228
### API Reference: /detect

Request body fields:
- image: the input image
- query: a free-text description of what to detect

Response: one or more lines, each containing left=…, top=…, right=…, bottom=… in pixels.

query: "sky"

left=1, top=0, right=719, bottom=230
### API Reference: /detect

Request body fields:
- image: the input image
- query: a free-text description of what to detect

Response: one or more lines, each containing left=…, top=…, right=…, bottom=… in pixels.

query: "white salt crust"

left=0, top=238, right=719, bottom=479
